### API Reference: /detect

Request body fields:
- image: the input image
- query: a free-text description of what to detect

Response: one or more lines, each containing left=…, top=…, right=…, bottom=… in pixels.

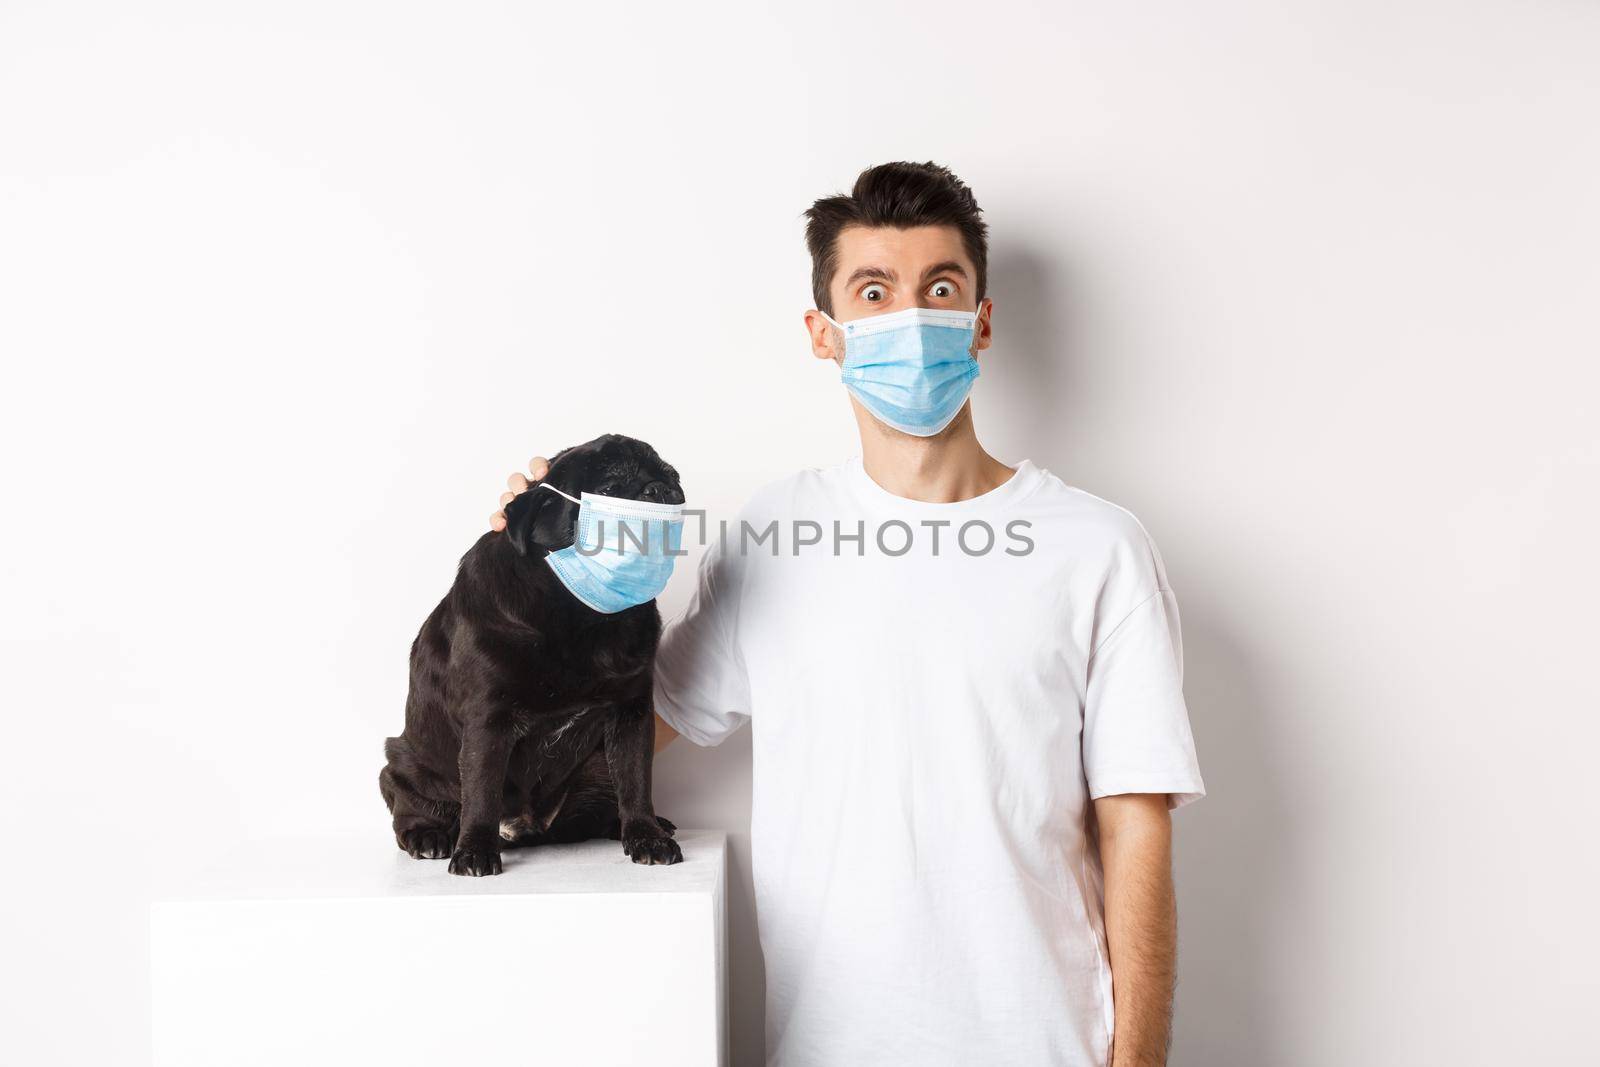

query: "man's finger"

left=499, top=491, right=516, bottom=507
left=527, top=456, right=550, bottom=481
left=489, top=511, right=507, bottom=532
left=508, top=472, right=529, bottom=493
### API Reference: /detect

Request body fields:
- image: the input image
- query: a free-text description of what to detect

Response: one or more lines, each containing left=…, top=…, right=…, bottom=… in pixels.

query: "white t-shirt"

left=653, top=457, right=1205, bottom=1067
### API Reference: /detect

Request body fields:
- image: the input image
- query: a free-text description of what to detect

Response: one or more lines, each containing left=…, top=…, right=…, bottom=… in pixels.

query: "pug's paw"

left=448, top=845, right=504, bottom=877
left=622, top=819, right=683, bottom=866
left=398, top=827, right=454, bottom=860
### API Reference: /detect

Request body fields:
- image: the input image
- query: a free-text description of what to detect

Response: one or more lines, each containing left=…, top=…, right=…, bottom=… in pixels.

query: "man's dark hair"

left=804, top=161, right=989, bottom=316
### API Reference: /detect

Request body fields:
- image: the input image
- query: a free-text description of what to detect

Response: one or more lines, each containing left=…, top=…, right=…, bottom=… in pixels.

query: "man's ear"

left=504, top=487, right=551, bottom=557
left=804, top=309, right=842, bottom=364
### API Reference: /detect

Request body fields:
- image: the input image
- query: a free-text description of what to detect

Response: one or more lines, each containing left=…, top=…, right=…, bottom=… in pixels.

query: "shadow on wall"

left=1170, top=609, right=1296, bottom=1067
left=981, top=245, right=1081, bottom=472
left=651, top=724, right=765, bottom=1065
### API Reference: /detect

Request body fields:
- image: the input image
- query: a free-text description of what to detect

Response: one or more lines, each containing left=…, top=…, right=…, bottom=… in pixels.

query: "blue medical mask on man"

left=538, top=483, right=684, bottom=613
left=819, top=303, right=984, bottom=437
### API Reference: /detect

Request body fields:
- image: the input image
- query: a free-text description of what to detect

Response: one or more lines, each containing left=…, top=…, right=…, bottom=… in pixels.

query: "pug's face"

left=504, top=434, right=684, bottom=557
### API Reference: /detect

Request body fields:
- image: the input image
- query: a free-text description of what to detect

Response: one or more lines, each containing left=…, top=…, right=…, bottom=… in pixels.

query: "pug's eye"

left=928, top=281, right=956, bottom=299
left=596, top=483, right=620, bottom=496
left=861, top=284, right=887, bottom=303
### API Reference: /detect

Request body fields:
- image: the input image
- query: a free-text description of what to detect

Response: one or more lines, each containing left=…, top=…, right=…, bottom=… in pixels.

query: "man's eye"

left=862, top=284, right=887, bottom=302
left=928, top=281, right=956, bottom=299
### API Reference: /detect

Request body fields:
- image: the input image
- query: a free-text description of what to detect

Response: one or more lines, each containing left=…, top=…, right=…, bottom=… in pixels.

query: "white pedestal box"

left=150, top=830, right=728, bottom=1067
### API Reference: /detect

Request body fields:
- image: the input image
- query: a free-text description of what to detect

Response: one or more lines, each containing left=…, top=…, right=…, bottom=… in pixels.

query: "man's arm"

left=653, top=711, right=679, bottom=754
left=1094, top=792, right=1177, bottom=1067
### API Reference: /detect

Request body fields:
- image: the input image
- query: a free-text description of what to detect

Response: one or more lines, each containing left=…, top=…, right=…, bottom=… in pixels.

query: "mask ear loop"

left=818, top=308, right=855, bottom=370
left=538, top=482, right=582, bottom=505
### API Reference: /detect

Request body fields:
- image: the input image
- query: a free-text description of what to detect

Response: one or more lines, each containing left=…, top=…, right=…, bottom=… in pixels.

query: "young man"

left=494, top=162, right=1204, bottom=1067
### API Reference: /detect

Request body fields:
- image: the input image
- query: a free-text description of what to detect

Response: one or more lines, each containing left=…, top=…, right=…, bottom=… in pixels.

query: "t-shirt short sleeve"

left=1082, top=584, right=1206, bottom=810
left=653, top=536, right=752, bottom=747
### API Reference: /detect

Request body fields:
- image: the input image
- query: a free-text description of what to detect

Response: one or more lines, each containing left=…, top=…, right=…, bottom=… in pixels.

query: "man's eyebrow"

left=921, top=260, right=969, bottom=281
left=844, top=265, right=896, bottom=288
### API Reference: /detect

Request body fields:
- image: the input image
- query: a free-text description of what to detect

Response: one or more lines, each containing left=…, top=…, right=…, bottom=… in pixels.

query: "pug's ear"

left=504, top=487, right=552, bottom=557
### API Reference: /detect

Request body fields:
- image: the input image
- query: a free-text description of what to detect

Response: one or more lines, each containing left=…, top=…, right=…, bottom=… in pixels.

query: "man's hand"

left=1095, top=792, right=1177, bottom=1067
left=489, top=455, right=550, bottom=531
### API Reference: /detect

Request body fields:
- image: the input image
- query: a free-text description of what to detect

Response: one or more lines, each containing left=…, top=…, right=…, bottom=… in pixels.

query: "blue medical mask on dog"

left=538, top=483, right=684, bottom=614
left=820, top=304, right=983, bottom=437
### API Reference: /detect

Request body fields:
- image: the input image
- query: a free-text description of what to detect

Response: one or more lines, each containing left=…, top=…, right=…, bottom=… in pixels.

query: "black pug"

left=380, top=434, right=684, bottom=876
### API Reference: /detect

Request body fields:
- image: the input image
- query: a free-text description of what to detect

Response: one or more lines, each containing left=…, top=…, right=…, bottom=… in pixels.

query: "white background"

left=3, top=2, right=1598, bottom=1064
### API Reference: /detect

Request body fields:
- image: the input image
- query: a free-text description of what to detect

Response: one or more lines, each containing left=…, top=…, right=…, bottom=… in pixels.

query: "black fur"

left=379, top=434, right=685, bottom=875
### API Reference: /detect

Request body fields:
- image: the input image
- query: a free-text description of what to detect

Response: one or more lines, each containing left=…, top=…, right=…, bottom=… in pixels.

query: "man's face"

left=806, top=224, right=992, bottom=367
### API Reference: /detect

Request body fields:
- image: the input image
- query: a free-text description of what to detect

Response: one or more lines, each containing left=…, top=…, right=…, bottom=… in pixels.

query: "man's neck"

left=856, top=402, right=1016, bottom=503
